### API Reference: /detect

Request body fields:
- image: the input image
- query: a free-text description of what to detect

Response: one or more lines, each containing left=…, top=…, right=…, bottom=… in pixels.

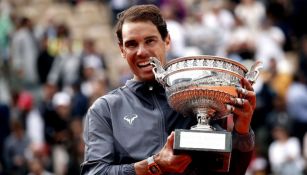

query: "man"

left=81, top=4, right=256, bottom=175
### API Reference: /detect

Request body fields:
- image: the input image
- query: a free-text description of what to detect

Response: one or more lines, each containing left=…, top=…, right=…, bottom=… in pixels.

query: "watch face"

left=150, top=165, right=160, bottom=173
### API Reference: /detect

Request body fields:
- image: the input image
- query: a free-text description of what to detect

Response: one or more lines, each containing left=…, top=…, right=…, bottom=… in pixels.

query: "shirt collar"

left=125, top=79, right=166, bottom=110
left=125, top=79, right=165, bottom=94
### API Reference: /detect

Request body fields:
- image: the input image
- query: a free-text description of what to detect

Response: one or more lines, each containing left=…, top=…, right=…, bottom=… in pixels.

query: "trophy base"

left=173, top=129, right=232, bottom=172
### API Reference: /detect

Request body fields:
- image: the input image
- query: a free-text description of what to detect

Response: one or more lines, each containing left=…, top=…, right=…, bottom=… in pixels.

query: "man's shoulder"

left=100, top=85, right=130, bottom=103
left=88, top=85, right=129, bottom=111
left=105, top=85, right=128, bottom=96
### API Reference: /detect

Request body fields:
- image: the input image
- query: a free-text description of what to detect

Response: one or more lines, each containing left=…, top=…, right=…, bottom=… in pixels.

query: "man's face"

left=119, top=21, right=170, bottom=82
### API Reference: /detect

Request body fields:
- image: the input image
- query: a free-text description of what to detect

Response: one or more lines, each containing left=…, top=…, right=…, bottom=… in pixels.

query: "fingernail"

left=230, top=97, right=235, bottom=102
left=226, top=104, right=234, bottom=112
left=236, top=87, right=243, bottom=92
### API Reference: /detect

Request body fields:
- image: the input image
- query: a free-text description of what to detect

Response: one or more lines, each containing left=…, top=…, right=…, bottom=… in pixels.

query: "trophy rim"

left=164, top=55, right=248, bottom=73
left=164, top=67, right=245, bottom=82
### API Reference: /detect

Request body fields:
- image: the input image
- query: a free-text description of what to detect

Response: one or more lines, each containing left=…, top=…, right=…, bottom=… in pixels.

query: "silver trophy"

left=150, top=55, right=262, bottom=172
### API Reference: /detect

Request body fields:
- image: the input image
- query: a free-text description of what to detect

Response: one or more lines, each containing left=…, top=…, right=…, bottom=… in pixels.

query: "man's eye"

left=125, top=42, right=137, bottom=48
left=146, top=39, right=156, bottom=45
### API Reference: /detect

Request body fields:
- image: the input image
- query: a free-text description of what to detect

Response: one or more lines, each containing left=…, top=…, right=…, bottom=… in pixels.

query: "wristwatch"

left=147, top=155, right=162, bottom=175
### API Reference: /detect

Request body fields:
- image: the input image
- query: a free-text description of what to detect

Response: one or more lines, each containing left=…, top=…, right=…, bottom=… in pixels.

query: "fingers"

left=241, top=78, right=254, bottom=91
left=225, top=78, right=257, bottom=134
left=230, top=97, right=246, bottom=106
left=226, top=101, right=252, bottom=116
left=236, top=86, right=256, bottom=110
left=226, top=89, right=254, bottom=117
left=237, top=87, right=248, bottom=97
left=165, top=132, right=175, bottom=149
left=158, top=132, right=192, bottom=173
left=227, top=96, right=253, bottom=112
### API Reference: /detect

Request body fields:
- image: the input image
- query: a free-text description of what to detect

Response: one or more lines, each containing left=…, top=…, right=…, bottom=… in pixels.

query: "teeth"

left=138, top=61, right=150, bottom=67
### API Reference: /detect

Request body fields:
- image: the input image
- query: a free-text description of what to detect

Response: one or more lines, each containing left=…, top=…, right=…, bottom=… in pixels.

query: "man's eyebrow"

left=145, top=35, right=158, bottom=40
left=124, top=40, right=137, bottom=45
left=123, top=35, right=159, bottom=44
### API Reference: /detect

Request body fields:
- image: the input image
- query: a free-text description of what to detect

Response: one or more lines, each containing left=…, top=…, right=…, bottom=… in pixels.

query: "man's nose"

left=136, top=45, right=148, bottom=56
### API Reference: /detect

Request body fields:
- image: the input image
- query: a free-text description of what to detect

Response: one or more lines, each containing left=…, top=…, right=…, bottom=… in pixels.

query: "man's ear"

left=165, top=34, right=171, bottom=52
left=118, top=43, right=126, bottom=58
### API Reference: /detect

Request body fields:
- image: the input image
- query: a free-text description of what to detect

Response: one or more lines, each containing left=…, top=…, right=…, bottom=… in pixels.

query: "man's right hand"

left=154, top=132, right=192, bottom=174
left=134, top=132, right=192, bottom=175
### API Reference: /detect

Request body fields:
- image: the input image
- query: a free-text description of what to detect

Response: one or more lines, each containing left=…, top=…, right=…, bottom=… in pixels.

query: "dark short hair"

left=115, top=4, right=168, bottom=44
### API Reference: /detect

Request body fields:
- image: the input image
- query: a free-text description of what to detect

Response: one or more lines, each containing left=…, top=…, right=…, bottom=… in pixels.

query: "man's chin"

left=139, top=74, right=155, bottom=82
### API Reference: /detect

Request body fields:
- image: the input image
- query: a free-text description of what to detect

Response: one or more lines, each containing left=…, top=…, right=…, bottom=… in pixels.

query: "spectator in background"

left=0, top=0, right=14, bottom=66
left=37, top=83, right=58, bottom=144
left=79, top=39, right=109, bottom=104
left=0, top=103, right=10, bottom=174
left=304, top=133, right=307, bottom=174
left=285, top=72, right=307, bottom=144
left=160, top=0, right=187, bottom=22
left=27, top=157, right=53, bottom=175
left=10, top=17, right=39, bottom=93
left=16, top=91, right=45, bottom=151
left=251, top=78, right=276, bottom=157
left=298, top=35, right=307, bottom=79
left=46, top=23, right=71, bottom=57
left=226, top=16, right=255, bottom=61
left=109, top=0, right=132, bottom=25
left=79, top=38, right=108, bottom=83
left=254, top=17, right=286, bottom=71
left=290, top=0, right=307, bottom=39
left=37, top=16, right=57, bottom=43
left=66, top=118, right=84, bottom=175
left=49, top=91, right=72, bottom=175
left=47, top=37, right=81, bottom=91
left=36, top=34, right=55, bottom=85
left=245, top=144, right=268, bottom=175
left=3, top=119, right=30, bottom=175
left=266, top=95, right=291, bottom=134
left=135, top=0, right=161, bottom=6
left=266, top=1, right=293, bottom=51
left=200, top=0, right=235, bottom=56
left=234, top=0, right=266, bottom=32
left=183, top=6, right=209, bottom=56
left=70, top=80, right=88, bottom=119
left=161, top=4, right=186, bottom=60
left=268, top=125, right=305, bottom=175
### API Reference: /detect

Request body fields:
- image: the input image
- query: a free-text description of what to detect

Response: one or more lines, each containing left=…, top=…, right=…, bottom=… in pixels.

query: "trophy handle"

left=245, top=61, right=263, bottom=85
left=150, top=57, right=169, bottom=87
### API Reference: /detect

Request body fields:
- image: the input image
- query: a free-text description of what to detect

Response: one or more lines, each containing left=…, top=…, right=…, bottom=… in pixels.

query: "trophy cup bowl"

left=150, top=55, right=262, bottom=172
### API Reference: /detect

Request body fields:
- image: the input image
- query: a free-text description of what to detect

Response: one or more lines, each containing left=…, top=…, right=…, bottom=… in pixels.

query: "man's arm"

left=227, top=129, right=255, bottom=175
left=80, top=98, right=135, bottom=175
left=225, top=78, right=256, bottom=174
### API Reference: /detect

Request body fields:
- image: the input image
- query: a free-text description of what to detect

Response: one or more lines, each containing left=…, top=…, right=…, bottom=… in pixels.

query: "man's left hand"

left=226, top=78, right=256, bottom=134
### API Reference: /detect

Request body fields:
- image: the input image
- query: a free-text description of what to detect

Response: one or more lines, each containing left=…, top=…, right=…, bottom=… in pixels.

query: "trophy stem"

left=191, top=108, right=215, bottom=131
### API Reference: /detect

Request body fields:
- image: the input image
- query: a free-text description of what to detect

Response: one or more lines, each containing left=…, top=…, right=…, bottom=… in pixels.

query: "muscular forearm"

left=232, top=128, right=255, bottom=152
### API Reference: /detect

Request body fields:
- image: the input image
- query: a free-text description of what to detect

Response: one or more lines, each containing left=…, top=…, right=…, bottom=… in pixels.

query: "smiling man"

left=81, top=4, right=256, bottom=175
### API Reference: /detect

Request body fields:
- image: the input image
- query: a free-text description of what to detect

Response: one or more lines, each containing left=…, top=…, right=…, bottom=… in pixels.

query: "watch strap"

left=147, top=155, right=162, bottom=175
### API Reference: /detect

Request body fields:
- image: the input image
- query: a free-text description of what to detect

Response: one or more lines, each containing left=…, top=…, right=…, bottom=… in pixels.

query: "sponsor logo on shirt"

left=124, top=114, right=138, bottom=125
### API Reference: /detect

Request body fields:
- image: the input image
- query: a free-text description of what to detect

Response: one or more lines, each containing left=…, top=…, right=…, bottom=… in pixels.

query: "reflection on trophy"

left=150, top=55, right=262, bottom=172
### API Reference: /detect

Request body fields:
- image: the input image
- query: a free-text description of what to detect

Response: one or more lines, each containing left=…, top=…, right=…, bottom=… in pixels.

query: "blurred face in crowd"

left=56, top=104, right=71, bottom=119
left=119, top=21, right=170, bottom=82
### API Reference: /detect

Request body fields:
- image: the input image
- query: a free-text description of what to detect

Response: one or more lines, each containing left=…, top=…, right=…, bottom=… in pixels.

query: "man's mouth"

left=138, top=61, right=152, bottom=68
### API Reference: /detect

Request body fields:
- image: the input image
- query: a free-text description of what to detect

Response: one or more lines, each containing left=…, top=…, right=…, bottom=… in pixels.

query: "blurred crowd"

left=0, top=0, right=307, bottom=175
